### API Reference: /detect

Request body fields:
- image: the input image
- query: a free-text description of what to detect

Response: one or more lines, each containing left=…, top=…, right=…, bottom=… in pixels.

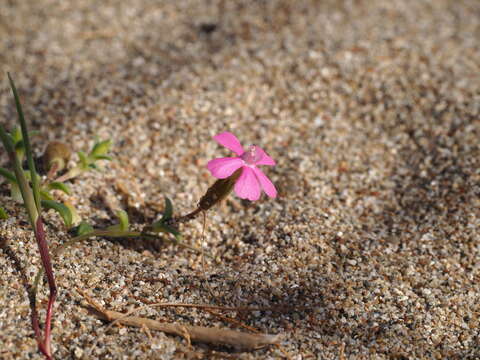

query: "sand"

left=1, top=0, right=479, bottom=359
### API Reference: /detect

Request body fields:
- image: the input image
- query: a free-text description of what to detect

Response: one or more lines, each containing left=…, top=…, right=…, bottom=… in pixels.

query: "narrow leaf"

left=8, top=73, right=42, bottom=214
left=64, top=202, right=81, bottom=226
left=116, top=210, right=129, bottom=231
left=0, top=122, right=38, bottom=224
left=40, top=189, right=54, bottom=201
left=90, top=139, right=112, bottom=157
left=162, top=223, right=181, bottom=237
left=15, top=139, right=25, bottom=151
left=78, top=151, right=89, bottom=168
left=0, top=124, right=16, bottom=154
left=151, top=221, right=181, bottom=237
left=41, top=200, right=73, bottom=228
left=76, top=222, right=94, bottom=236
left=11, top=126, right=22, bottom=143
left=92, top=154, right=112, bottom=161
left=0, top=167, right=18, bottom=184
left=47, top=182, right=71, bottom=195
left=162, top=196, right=173, bottom=220
left=10, top=183, right=22, bottom=202
left=14, top=140, right=25, bottom=161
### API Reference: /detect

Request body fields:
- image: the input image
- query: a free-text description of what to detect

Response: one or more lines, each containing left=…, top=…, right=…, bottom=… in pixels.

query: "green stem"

left=0, top=124, right=38, bottom=225
left=8, top=73, right=42, bottom=215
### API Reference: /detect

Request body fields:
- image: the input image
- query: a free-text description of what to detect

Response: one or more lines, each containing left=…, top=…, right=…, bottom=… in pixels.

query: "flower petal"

left=234, top=166, right=260, bottom=201
left=252, top=167, right=277, bottom=198
left=254, top=146, right=276, bottom=166
left=207, top=157, right=243, bottom=179
left=213, top=132, right=244, bottom=155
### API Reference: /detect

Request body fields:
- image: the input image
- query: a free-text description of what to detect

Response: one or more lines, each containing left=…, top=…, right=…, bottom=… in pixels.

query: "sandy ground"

left=0, top=0, right=480, bottom=359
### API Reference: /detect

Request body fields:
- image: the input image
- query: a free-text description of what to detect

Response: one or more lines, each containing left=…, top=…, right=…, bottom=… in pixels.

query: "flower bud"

left=199, top=168, right=242, bottom=211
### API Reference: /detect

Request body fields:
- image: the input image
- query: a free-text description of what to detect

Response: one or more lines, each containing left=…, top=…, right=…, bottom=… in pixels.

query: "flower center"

left=241, top=145, right=262, bottom=165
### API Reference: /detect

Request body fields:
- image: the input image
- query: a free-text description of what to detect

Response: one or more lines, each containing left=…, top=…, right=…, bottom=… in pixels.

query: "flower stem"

left=165, top=207, right=203, bottom=227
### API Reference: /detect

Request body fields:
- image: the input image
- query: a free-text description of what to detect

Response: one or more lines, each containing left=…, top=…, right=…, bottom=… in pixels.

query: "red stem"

left=44, top=292, right=56, bottom=357
left=30, top=296, right=51, bottom=359
left=34, top=218, right=57, bottom=359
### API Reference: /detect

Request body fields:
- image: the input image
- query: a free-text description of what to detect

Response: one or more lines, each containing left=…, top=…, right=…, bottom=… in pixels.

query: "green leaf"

left=78, top=151, right=89, bottom=168
left=8, top=73, right=42, bottom=214
left=150, top=221, right=180, bottom=237
left=10, top=183, right=22, bottom=202
left=116, top=210, right=129, bottom=231
left=14, top=140, right=25, bottom=161
left=47, top=182, right=71, bottom=195
left=90, top=139, right=112, bottom=157
left=0, top=206, right=8, bottom=220
left=14, top=139, right=24, bottom=150
left=23, top=170, right=42, bottom=184
left=0, top=125, right=16, bottom=154
left=162, top=223, right=181, bottom=237
left=76, top=221, right=94, bottom=236
left=0, top=167, right=17, bottom=184
left=41, top=200, right=73, bottom=228
left=40, top=189, right=54, bottom=201
left=92, top=154, right=112, bottom=161
left=64, top=202, right=81, bottom=226
left=107, top=209, right=129, bottom=231
left=162, top=197, right=173, bottom=220
left=10, top=126, right=22, bottom=144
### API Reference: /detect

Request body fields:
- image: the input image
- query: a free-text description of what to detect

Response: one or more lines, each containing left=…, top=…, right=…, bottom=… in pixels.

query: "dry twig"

left=79, top=289, right=282, bottom=351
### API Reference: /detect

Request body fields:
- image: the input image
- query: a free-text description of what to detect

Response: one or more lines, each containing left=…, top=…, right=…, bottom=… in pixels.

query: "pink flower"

left=207, top=132, right=277, bottom=201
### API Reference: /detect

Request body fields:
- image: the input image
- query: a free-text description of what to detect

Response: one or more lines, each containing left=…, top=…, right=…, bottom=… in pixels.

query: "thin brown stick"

left=204, top=309, right=293, bottom=360
left=141, top=324, right=153, bottom=342
left=79, top=289, right=282, bottom=351
left=129, top=296, right=316, bottom=313
left=200, top=211, right=219, bottom=303
left=94, top=308, right=281, bottom=350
